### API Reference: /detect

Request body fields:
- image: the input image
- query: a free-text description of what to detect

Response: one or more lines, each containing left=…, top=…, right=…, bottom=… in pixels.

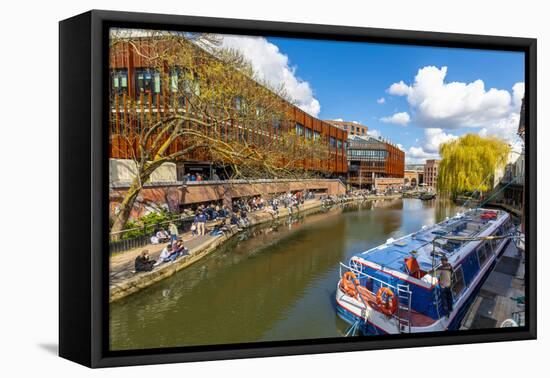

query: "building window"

left=295, top=123, right=304, bottom=136
left=111, top=69, right=128, bottom=96
left=314, top=131, right=321, bottom=141
left=305, top=128, right=313, bottom=139
left=256, top=106, right=265, bottom=117
left=170, top=70, right=178, bottom=92
left=337, top=139, right=343, bottom=149
left=329, top=136, right=337, bottom=148
left=193, top=80, right=201, bottom=97
left=153, top=72, right=161, bottom=94
left=273, top=117, right=281, bottom=131
left=183, top=77, right=192, bottom=94
left=136, top=69, right=152, bottom=94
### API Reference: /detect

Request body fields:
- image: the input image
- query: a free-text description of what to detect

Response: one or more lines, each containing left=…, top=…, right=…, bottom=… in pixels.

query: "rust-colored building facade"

left=108, top=38, right=348, bottom=177
left=325, top=120, right=368, bottom=137
left=346, top=135, right=405, bottom=188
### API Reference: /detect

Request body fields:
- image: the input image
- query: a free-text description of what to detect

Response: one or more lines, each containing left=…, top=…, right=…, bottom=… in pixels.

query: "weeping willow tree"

left=437, top=134, right=511, bottom=199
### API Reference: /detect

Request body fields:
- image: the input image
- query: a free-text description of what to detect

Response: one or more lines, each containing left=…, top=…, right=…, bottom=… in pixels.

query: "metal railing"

left=109, top=215, right=195, bottom=254
left=339, top=261, right=412, bottom=333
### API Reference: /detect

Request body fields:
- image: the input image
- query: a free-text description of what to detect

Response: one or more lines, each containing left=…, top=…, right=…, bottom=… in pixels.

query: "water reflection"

left=110, top=198, right=461, bottom=350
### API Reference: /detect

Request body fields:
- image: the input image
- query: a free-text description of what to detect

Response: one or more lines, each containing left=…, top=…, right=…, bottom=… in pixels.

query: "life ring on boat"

left=376, top=287, right=397, bottom=316
left=341, top=272, right=360, bottom=298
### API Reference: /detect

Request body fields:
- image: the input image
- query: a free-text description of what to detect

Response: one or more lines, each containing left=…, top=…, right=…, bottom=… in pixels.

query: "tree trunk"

left=110, top=175, right=148, bottom=240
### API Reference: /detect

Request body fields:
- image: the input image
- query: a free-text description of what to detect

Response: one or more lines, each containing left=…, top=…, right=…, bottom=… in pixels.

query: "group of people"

left=134, top=238, right=190, bottom=273
left=150, top=222, right=179, bottom=245
left=183, top=171, right=223, bottom=183
left=183, top=172, right=206, bottom=182
left=190, top=203, right=230, bottom=236
left=134, top=190, right=319, bottom=274
left=190, top=202, right=249, bottom=237
left=157, top=239, right=189, bottom=264
left=232, top=191, right=314, bottom=217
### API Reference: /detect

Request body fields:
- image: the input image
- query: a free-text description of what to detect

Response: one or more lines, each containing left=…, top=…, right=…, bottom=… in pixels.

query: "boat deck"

left=357, top=208, right=508, bottom=273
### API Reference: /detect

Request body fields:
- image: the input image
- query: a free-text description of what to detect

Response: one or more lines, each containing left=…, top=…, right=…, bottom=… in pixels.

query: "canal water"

left=110, top=198, right=462, bottom=350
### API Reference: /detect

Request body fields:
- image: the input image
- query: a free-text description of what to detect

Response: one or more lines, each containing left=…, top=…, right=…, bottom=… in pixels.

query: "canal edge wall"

left=109, top=195, right=401, bottom=303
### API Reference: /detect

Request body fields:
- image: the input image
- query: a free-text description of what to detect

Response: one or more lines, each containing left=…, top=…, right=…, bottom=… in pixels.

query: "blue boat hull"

left=336, top=239, right=512, bottom=335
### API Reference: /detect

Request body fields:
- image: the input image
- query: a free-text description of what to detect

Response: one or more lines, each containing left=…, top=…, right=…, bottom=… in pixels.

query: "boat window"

left=489, top=238, right=497, bottom=252
left=451, top=265, right=466, bottom=298
left=477, top=242, right=491, bottom=267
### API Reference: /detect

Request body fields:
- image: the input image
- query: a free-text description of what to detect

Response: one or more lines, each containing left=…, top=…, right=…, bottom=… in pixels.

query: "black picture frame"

left=59, top=9, right=537, bottom=368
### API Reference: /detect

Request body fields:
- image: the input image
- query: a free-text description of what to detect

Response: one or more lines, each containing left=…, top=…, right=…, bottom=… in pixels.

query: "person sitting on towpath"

left=150, top=234, right=159, bottom=245
left=135, top=250, right=156, bottom=272
left=158, top=244, right=179, bottom=263
left=239, top=210, right=249, bottom=226
left=172, top=239, right=189, bottom=256
left=158, top=244, right=176, bottom=263
left=156, top=228, right=170, bottom=243
left=437, top=256, right=454, bottom=317
left=230, top=212, right=239, bottom=226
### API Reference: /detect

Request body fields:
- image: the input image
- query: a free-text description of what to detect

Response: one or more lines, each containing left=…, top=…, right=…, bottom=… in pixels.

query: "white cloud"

left=404, top=128, right=458, bottom=164
left=367, top=129, right=381, bottom=138
left=512, top=82, right=525, bottom=109
left=387, top=66, right=524, bottom=130
left=422, top=128, right=458, bottom=154
left=376, top=97, right=386, bottom=104
left=406, top=146, right=439, bottom=164
left=479, top=112, right=523, bottom=153
left=332, top=118, right=344, bottom=122
left=220, top=35, right=321, bottom=117
left=380, top=112, right=410, bottom=126
left=388, top=81, right=411, bottom=96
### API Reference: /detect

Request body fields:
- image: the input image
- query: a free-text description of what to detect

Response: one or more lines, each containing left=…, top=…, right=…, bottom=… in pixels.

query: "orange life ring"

left=341, top=271, right=360, bottom=298
left=376, top=287, right=397, bottom=316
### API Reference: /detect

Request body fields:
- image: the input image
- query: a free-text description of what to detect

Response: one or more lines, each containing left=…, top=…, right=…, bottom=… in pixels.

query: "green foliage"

left=437, top=134, right=511, bottom=198
left=119, top=209, right=174, bottom=240
left=120, top=220, right=142, bottom=240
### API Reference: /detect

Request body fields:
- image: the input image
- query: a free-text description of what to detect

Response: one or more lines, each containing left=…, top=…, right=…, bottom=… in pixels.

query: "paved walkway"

left=460, top=241, right=525, bottom=329
left=109, top=221, right=228, bottom=286
left=109, top=199, right=321, bottom=286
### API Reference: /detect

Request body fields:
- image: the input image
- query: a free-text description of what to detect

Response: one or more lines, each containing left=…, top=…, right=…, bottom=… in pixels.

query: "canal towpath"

left=109, top=194, right=402, bottom=302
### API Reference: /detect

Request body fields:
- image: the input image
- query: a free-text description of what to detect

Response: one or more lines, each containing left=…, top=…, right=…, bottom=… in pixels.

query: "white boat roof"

left=352, top=208, right=509, bottom=273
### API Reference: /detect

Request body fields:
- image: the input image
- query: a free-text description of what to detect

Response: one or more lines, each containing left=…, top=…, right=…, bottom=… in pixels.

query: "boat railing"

left=339, top=261, right=397, bottom=292
left=339, top=261, right=413, bottom=332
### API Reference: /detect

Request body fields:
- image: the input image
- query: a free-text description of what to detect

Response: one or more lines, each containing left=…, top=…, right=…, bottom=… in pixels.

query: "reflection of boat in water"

left=336, top=208, right=514, bottom=335
left=419, top=192, right=436, bottom=200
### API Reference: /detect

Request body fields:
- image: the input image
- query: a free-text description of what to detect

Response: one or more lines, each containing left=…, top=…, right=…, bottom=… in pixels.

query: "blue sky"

left=221, top=34, right=525, bottom=163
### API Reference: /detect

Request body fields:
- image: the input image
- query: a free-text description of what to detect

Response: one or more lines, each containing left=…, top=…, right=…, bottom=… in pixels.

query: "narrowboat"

left=419, top=192, right=436, bottom=200
left=336, top=208, right=515, bottom=335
